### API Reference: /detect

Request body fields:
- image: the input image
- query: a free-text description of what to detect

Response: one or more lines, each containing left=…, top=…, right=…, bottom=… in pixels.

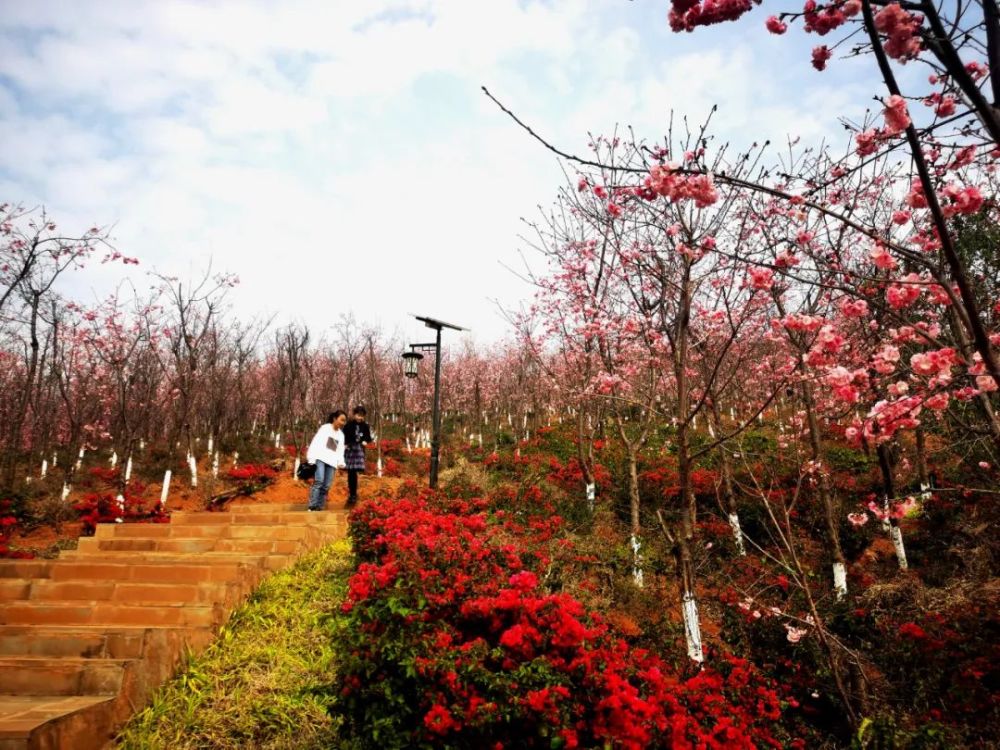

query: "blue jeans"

left=308, top=460, right=335, bottom=510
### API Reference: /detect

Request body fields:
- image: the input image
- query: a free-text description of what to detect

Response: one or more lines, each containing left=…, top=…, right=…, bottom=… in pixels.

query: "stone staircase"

left=0, top=504, right=348, bottom=750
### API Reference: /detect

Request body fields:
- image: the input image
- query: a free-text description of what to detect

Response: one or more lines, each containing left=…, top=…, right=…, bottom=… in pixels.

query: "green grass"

left=116, top=540, right=352, bottom=749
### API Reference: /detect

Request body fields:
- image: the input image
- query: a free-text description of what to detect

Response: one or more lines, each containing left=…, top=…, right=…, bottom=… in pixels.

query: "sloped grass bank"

left=117, top=540, right=352, bottom=749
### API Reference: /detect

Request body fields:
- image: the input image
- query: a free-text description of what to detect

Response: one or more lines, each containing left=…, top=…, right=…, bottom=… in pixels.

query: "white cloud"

left=1, top=0, right=886, bottom=340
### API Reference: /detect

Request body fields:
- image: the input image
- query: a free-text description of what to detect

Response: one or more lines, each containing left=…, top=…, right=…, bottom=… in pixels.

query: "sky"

left=0, top=0, right=885, bottom=345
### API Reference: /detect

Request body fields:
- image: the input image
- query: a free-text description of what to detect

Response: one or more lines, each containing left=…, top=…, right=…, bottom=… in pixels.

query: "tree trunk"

left=803, top=381, right=848, bottom=597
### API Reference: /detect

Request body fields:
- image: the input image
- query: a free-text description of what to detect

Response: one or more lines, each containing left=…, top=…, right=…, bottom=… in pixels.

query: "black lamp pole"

left=403, top=315, right=466, bottom=490
left=430, top=324, right=443, bottom=488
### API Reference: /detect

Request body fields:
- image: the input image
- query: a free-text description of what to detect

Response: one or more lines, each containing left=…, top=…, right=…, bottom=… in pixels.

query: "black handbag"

left=297, top=461, right=317, bottom=481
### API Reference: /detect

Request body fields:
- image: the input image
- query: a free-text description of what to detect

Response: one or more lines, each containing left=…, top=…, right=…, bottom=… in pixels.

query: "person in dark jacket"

left=342, top=405, right=372, bottom=507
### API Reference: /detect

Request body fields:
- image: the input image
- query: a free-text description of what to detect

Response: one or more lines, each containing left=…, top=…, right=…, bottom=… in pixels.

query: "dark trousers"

left=348, top=469, right=359, bottom=499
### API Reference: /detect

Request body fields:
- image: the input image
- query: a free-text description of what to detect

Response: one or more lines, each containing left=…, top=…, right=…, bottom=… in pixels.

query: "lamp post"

left=402, top=315, right=466, bottom=489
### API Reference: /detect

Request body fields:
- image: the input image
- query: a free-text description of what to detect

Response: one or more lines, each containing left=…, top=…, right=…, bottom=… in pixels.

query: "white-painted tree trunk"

left=376, top=456, right=383, bottom=477
left=683, top=593, right=705, bottom=664
left=207, top=435, right=213, bottom=454
left=212, top=452, right=220, bottom=478
left=232, top=452, right=239, bottom=468
left=631, top=534, right=644, bottom=588
left=890, top=525, right=908, bottom=569
left=586, top=482, right=596, bottom=513
left=61, top=483, right=71, bottom=502
left=115, top=494, right=125, bottom=522
left=52, top=452, right=58, bottom=467
left=833, top=562, right=848, bottom=599
left=188, top=455, right=198, bottom=488
left=293, top=457, right=300, bottom=478
left=160, top=470, right=171, bottom=507
left=124, top=457, right=133, bottom=483
left=728, top=512, right=746, bottom=556
left=40, top=459, right=48, bottom=479
left=75, top=447, right=85, bottom=472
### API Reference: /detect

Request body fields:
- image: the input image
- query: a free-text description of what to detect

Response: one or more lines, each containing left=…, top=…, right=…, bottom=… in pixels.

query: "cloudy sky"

left=0, top=0, right=882, bottom=343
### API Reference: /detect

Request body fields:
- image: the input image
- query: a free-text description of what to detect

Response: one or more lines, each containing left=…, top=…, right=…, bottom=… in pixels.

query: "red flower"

left=423, top=704, right=459, bottom=735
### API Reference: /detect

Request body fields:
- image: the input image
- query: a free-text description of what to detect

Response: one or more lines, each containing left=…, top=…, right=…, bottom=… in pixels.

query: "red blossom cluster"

left=0, top=507, right=32, bottom=559
left=545, top=457, right=611, bottom=495
left=225, top=463, right=277, bottom=483
left=72, top=487, right=165, bottom=535
left=669, top=0, right=759, bottom=32
left=331, top=488, right=789, bottom=748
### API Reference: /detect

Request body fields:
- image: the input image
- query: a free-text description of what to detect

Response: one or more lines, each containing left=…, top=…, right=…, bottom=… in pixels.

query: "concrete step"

left=74, top=536, right=307, bottom=555
left=94, top=523, right=321, bottom=541
left=0, top=601, right=222, bottom=629
left=45, top=559, right=260, bottom=585
left=0, top=579, right=244, bottom=609
left=226, top=503, right=311, bottom=513
left=0, top=694, right=116, bottom=750
left=0, top=562, right=52, bottom=580
left=169, top=510, right=345, bottom=526
left=0, top=626, right=213, bottom=660
left=0, top=657, right=128, bottom=697
left=55, top=549, right=296, bottom=573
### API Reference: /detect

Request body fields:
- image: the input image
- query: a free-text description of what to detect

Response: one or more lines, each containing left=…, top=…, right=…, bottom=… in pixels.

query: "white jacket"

left=307, top=424, right=345, bottom=468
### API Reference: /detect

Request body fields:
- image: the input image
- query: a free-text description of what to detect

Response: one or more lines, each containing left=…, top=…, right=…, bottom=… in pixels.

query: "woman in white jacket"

left=306, top=410, right=347, bottom=511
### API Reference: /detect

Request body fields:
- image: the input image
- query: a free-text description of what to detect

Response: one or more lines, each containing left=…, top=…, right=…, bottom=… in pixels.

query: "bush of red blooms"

left=0, top=503, right=32, bottom=559
left=72, top=485, right=167, bottom=535
left=226, top=463, right=277, bottom=483
left=329, top=488, right=789, bottom=749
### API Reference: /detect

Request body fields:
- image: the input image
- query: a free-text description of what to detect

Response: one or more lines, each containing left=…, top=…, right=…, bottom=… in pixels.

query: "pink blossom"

left=839, top=298, right=869, bottom=318
left=905, top=181, right=929, bottom=208
left=924, top=392, right=949, bottom=410
left=855, top=129, right=879, bottom=157
left=811, top=45, right=832, bottom=71
left=887, top=381, right=909, bottom=397
left=825, top=366, right=853, bottom=388
left=882, top=95, right=911, bottom=135
left=870, top=244, right=897, bottom=270
left=874, top=3, right=923, bottom=62
left=749, top=267, right=775, bottom=290
left=940, top=184, right=984, bottom=216
left=766, top=15, right=787, bottom=34
left=976, top=375, right=998, bottom=392
left=935, top=95, right=957, bottom=117
left=847, top=512, right=869, bottom=527
left=910, top=352, right=937, bottom=376
left=785, top=625, right=808, bottom=644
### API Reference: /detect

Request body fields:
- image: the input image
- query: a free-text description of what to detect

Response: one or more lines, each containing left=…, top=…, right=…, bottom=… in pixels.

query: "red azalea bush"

left=226, top=463, right=277, bottom=483
left=377, top=438, right=404, bottom=458
left=330, top=488, right=791, bottom=749
left=545, top=457, right=611, bottom=496
left=72, top=486, right=167, bottom=535
left=380, top=456, right=403, bottom=477
left=225, top=463, right=278, bottom=496
left=0, top=501, right=32, bottom=559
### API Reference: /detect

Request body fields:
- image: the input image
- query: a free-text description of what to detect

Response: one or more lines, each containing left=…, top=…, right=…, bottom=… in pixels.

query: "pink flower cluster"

left=669, top=0, right=757, bottom=32
left=874, top=3, right=923, bottom=62
left=645, top=163, right=720, bottom=207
